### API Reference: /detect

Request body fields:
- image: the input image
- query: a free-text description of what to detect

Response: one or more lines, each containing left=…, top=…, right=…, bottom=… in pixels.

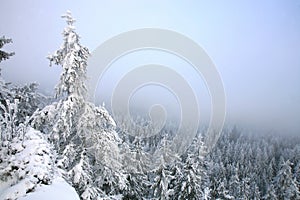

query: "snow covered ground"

left=15, top=177, right=79, bottom=200
left=0, top=177, right=80, bottom=200
left=0, top=127, right=80, bottom=200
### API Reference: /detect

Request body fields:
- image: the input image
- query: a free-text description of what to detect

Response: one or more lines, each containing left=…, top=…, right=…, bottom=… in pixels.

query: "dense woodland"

left=0, top=12, right=299, bottom=200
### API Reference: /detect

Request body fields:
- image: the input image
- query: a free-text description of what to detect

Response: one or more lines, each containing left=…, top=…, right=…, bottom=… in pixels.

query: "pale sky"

left=0, top=0, right=300, bottom=134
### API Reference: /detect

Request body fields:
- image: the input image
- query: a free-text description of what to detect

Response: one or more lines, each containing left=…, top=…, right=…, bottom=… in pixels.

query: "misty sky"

left=0, top=0, right=300, bottom=134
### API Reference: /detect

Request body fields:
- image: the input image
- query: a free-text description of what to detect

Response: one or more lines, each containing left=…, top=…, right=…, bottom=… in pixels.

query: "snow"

left=0, top=127, right=56, bottom=200
left=18, top=177, right=80, bottom=200
left=0, top=127, right=80, bottom=200
left=0, top=179, right=35, bottom=200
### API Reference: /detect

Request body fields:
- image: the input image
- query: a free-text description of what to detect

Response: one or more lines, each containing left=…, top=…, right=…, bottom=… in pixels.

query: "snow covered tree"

left=0, top=79, right=11, bottom=114
left=45, top=10, right=90, bottom=150
left=175, top=154, right=202, bottom=199
left=274, top=159, right=300, bottom=199
left=0, top=99, right=20, bottom=142
left=32, top=11, right=123, bottom=198
left=209, top=161, right=228, bottom=198
left=215, top=179, right=233, bottom=200
left=68, top=149, right=99, bottom=200
left=131, top=136, right=152, bottom=173
left=0, top=36, right=14, bottom=113
left=171, top=135, right=207, bottom=199
left=250, top=182, right=261, bottom=200
left=166, top=160, right=183, bottom=197
left=151, top=156, right=173, bottom=200
left=42, top=10, right=120, bottom=162
left=0, top=36, right=14, bottom=63
left=239, top=177, right=251, bottom=199
left=11, top=83, right=48, bottom=124
left=0, top=39, right=47, bottom=126
left=47, top=12, right=88, bottom=99
left=122, top=172, right=150, bottom=200
left=294, top=161, right=300, bottom=189
left=263, top=183, right=278, bottom=200
left=95, top=164, right=127, bottom=196
left=119, top=135, right=152, bottom=199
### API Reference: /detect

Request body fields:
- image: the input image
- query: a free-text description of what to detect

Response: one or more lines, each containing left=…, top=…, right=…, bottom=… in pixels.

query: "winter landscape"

left=1, top=1, right=300, bottom=200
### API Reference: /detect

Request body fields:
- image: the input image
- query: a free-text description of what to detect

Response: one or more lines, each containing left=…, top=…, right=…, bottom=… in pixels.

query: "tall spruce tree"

left=32, top=11, right=123, bottom=199
left=172, top=135, right=207, bottom=199
left=274, top=159, right=300, bottom=199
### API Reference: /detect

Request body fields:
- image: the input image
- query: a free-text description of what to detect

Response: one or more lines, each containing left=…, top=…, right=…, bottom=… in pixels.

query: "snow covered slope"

left=0, top=127, right=80, bottom=200
left=18, top=177, right=80, bottom=200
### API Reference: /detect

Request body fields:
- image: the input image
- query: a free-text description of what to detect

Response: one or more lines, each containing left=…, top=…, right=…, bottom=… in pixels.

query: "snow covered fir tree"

left=31, top=11, right=125, bottom=199
left=0, top=11, right=300, bottom=200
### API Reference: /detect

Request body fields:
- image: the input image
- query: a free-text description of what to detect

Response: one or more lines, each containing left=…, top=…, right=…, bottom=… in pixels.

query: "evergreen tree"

left=151, top=157, right=172, bottom=200
left=263, top=183, right=278, bottom=200
left=32, top=11, right=123, bottom=199
left=274, top=159, right=300, bottom=199
left=69, top=149, right=99, bottom=200
left=0, top=36, right=14, bottom=113
left=240, top=177, right=251, bottom=199
left=215, top=179, right=233, bottom=200
left=250, top=182, right=261, bottom=200
left=0, top=36, right=14, bottom=63
left=46, top=10, right=90, bottom=150
left=168, top=160, right=183, bottom=198
left=11, top=83, right=48, bottom=124
left=172, top=136, right=206, bottom=199
left=0, top=78, right=11, bottom=113
left=121, top=137, right=151, bottom=174
left=122, top=172, right=150, bottom=200
left=294, top=161, right=300, bottom=189
left=176, top=154, right=202, bottom=199
left=47, top=12, right=88, bottom=99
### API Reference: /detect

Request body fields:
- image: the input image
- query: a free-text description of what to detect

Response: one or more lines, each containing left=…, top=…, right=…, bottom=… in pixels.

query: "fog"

left=0, top=0, right=300, bottom=134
